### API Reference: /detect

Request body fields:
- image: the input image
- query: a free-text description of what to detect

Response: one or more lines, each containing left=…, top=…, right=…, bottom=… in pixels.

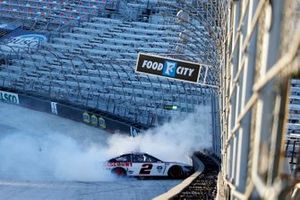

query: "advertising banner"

left=51, top=102, right=58, bottom=115
left=82, top=112, right=107, bottom=130
left=135, top=53, right=201, bottom=83
left=0, top=30, right=47, bottom=53
left=0, top=90, right=19, bottom=104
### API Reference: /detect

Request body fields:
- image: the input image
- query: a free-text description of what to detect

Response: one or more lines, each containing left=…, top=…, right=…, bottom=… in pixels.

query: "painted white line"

left=153, top=171, right=202, bottom=200
left=153, top=155, right=204, bottom=200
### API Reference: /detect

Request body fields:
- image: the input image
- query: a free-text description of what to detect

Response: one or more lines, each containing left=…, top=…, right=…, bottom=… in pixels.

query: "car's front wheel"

left=168, top=166, right=184, bottom=179
left=111, top=167, right=127, bottom=177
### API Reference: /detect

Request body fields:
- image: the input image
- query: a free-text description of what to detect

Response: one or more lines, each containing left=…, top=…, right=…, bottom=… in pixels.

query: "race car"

left=105, top=152, right=194, bottom=179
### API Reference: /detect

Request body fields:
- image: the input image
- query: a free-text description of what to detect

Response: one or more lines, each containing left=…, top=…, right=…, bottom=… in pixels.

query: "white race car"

left=105, top=152, right=194, bottom=179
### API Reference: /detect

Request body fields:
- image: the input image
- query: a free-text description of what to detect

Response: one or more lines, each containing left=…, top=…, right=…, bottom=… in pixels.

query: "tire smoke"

left=0, top=103, right=212, bottom=181
left=0, top=133, right=112, bottom=181
left=106, top=105, right=212, bottom=164
left=0, top=103, right=112, bottom=182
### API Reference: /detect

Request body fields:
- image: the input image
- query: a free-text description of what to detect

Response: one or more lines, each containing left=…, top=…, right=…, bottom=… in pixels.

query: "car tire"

left=168, top=166, right=184, bottom=179
left=111, top=167, right=127, bottom=177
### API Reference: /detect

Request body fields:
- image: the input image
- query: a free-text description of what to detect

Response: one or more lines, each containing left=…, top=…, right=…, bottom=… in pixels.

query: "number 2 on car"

left=139, top=164, right=153, bottom=175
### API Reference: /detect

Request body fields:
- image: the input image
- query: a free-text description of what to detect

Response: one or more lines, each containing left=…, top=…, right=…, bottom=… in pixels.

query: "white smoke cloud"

left=0, top=133, right=113, bottom=181
left=0, top=103, right=113, bottom=182
left=0, top=103, right=212, bottom=182
left=106, top=105, right=213, bottom=163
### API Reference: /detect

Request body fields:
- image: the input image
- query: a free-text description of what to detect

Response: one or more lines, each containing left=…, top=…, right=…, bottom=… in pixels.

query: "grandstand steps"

left=11, top=79, right=26, bottom=89
left=0, top=1, right=214, bottom=126
left=102, top=32, right=114, bottom=38
left=80, top=43, right=95, bottom=49
left=117, top=23, right=133, bottom=28
left=86, top=40, right=102, bottom=45
left=72, top=48, right=83, bottom=55
left=109, top=28, right=123, bottom=33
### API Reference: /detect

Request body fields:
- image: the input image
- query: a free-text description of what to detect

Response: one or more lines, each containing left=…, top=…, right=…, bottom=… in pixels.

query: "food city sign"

left=135, top=53, right=201, bottom=83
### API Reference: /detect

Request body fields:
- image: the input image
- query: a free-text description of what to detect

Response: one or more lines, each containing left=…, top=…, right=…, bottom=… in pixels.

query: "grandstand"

left=1, top=0, right=299, bottom=199
left=285, top=79, right=300, bottom=176
left=288, top=79, right=300, bottom=138
left=0, top=0, right=218, bottom=127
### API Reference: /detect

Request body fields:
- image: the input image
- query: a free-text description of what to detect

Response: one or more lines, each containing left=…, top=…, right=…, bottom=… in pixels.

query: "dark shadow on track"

left=171, top=152, right=220, bottom=200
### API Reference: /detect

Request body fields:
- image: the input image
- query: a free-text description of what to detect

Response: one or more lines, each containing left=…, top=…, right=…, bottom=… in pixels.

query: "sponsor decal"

left=107, top=162, right=132, bottom=167
left=82, top=112, right=106, bottom=129
left=1, top=34, right=47, bottom=52
left=0, top=90, right=19, bottom=104
left=99, top=117, right=106, bottom=129
left=51, top=102, right=58, bottom=115
left=82, top=112, right=90, bottom=123
left=91, top=114, right=98, bottom=126
left=135, top=53, right=201, bottom=83
left=157, top=166, right=163, bottom=173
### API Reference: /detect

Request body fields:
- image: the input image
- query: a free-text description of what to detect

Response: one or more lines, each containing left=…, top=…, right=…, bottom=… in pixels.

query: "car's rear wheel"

left=168, top=166, right=184, bottom=179
left=111, top=167, right=127, bottom=177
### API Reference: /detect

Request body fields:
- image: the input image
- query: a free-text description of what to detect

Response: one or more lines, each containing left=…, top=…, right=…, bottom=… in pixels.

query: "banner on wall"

left=82, top=112, right=107, bottom=129
left=0, top=90, right=19, bottom=104
left=51, top=102, right=58, bottom=115
left=0, top=31, right=47, bottom=53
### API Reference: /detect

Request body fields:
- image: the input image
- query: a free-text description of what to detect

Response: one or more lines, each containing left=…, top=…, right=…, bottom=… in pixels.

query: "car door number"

left=139, top=164, right=153, bottom=175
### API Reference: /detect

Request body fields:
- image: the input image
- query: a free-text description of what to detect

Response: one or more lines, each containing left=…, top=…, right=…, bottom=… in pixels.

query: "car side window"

left=144, top=154, right=161, bottom=162
left=132, top=155, right=145, bottom=163
left=115, top=154, right=131, bottom=162
left=143, top=155, right=152, bottom=162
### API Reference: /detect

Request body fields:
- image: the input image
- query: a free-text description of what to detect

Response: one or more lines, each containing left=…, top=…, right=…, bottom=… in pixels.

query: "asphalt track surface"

left=0, top=103, right=180, bottom=200
left=0, top=180, right=180, bottom=200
